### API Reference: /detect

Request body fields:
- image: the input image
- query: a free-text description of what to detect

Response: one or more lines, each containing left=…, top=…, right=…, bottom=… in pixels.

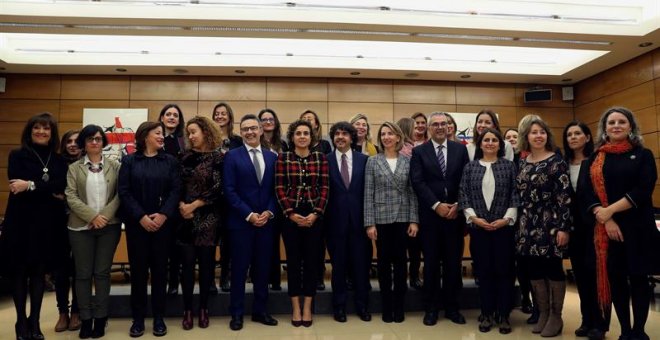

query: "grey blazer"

left=364, top=153, right=419, bottom=227
left=65, top=157, right=121, bottom=229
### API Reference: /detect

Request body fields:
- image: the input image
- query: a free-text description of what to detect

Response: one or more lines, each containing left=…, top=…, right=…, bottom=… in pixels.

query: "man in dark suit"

left=410, top=112, right=470, bottom=326
left=325, top=121, right=372, bottom=323
left=223, top=114, right=279, bottom=331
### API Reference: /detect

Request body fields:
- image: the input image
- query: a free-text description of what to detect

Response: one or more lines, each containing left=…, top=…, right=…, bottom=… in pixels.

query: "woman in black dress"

left=2, top=112, right=68, bottom=340
left=580, top=107, right=657, bottom=340
left=178, top=116, right=224, bottom=330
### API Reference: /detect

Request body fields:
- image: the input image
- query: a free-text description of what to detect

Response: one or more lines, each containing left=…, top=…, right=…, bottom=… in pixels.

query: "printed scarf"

left=589, top=140, right=632, bottom=317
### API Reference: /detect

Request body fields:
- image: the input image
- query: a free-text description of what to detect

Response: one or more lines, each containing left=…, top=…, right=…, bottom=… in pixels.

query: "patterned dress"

left=178, top=149, right=224, bottom=247
left=515, top=154, right=572, bottom=258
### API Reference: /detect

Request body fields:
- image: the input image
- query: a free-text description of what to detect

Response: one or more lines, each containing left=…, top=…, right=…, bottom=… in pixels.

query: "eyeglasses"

left=261, top=118, right=275, bottom=123
left=240, top=126, right=259, bottom=132
left=430, top=122, right=448, bottom=128
left=86, top=136, right=103, bottom=143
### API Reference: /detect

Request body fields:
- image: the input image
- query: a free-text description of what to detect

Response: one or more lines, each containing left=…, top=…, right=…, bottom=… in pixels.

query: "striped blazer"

left=364, top=154, right=419, bottom=227
left=458, top=158, right=519, bottom=224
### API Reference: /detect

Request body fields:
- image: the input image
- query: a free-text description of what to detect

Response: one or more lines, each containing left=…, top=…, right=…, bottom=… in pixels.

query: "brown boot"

left=54, top=313, right=69, bottom=332
left=541, top=280, right=565, bottom=337
left=68, top=313, right=82, bottom=331
left=530, top=280, right=550, bottom=334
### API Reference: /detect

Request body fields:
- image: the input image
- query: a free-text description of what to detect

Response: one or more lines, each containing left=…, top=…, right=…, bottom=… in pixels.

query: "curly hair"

left=185, top=116, right=222, bottom=151
left=287, top=120, right=316, bottom=150
left=329, top=121, right=358, bottom=150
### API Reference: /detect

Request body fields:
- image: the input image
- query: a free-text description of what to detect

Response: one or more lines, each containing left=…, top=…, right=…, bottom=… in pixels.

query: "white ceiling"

left=0, top=0, right=658, bottom=84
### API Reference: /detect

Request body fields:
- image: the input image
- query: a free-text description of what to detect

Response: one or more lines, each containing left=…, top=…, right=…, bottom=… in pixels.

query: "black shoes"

left=499, top=316, right=512, bottom=334
left=220, top=278, right=231, bottom=292
left=316, top=281, right=326, bottom=291
left=15, top=320, right=29, bottom=340
left=521, top=298, right=534, bottom=314
left=357, top=309, right=372, bottom=322
left=527, top=306, right=540, bottom=324
left=209, top=283, right=219, bottom=295
left=79, top=319, right=93, bottom=339
left=129, top=320, right=144, bottom=338
left=167, top=286, right=178, bottom=296
left=445, top=311, right=466, bottom=325
left=251, top=313, right=278, bottom=326
left=91, top=317, right=107, bottom=338
left=333, top=308, right=347, bottom=323
left=152, top=318, right=167, bottom=337
left=28, top=317, right=44, bottom=340
left=587, top=328, right=606, bottom=340
left=423, top=311, right=438, bottom=326
left=575, top=323, right=591, bottom=337
left=229, top=316, right=243, bottom=331
left=478, top=314, right=493, bottom=332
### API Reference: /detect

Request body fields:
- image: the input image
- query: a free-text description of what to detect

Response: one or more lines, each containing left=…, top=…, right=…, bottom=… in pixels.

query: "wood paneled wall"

left=574, top=47, right=660, bottom=206
left=0, top=75, right=574, bottom=215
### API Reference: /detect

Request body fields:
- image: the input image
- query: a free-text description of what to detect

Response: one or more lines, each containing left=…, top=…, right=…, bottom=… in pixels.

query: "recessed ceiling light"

left=173, top=68, right=188, bottom=74
left=235, top=69, right=246, bottom=74
left=638, top=42, right=653, bottom=48
left=115, top=68, right=127, bottom=72
left=405, top=73, right=419, bottom=78
left=460, top=74, right=471, bottom=79
left=350, top=71, right=361, bottom=75
left=562, top=78, right=572, bottom=82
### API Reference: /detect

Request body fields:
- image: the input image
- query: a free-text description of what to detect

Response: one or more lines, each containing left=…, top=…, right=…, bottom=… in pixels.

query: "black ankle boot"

left=27, top=316, right=44, bottom=340
left=91, top=317, right=107, bottom=338
left=15, top=319, right=29, bottom=340
left=79, top=319, right=93, bottom=339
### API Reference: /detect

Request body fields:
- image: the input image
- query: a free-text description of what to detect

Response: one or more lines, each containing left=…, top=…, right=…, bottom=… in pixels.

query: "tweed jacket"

left=364, top=153, right=419, bottom=227
left=65, top=156, right=122, bottom=228
left=275, top=151, right=329, bottom=216
left=458, top=158, right=519, bottom=225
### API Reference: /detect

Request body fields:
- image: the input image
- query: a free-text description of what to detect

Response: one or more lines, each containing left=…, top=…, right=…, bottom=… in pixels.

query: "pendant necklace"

left=29, top=147, right=52, bottom=182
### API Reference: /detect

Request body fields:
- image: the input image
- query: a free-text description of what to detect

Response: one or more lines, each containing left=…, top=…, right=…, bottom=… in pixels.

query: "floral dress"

left=515, top=154, right=572, bottom=258
left=178, top=149, right=224, bottom=247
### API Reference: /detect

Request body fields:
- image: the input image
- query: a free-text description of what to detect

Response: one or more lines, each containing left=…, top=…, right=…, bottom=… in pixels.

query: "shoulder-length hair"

left=186, top=116, right=222, bottom=151
left=287, top=119, right=317, bottom=150
left=259, top=108, right=284, bottom=152
left=212, top=102, right=236, bottom=137
left=350, top=113, right=372, bottom=142
left=158, top=104, right=185, bottom=137
left=300, top=109, right=323, bottom=142
left=596, top=106, right=643, bottom=148
left=472, top=109, right=501, bottom=144
left=396, top=117, right=415, bottom=144
left=519, top=117, right=557, bottom=153
left=411, top=112, right=428, bottom=140
left=474, top=128, right=505, bottom=159
left=21, top=112, right=60, bottom=152
left=59, top=129, right=80, bottom=155
left=562, top=121, right=594, bottom=161
left=376, top=121, right=405, bottom=152
left=134, top=121, right=163, bottom=153
left=76, top=124, right=108, bottom=152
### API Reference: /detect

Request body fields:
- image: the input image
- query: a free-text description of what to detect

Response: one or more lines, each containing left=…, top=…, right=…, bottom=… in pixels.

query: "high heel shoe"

left=291, top=319, right=302, bottom=327
left=182, top=310, right=193, bottom=330
left=15, top=321, right=29, bottom=340
left=28, top=317, right=44, bottom=340
left=301, top=319, right=313, bottom=327
left=198, top=309, right=209, bottom=328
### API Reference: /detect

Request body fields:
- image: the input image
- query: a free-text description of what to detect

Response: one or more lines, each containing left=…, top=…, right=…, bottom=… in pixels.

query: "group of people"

left=0, top=104, right=656, bottom=340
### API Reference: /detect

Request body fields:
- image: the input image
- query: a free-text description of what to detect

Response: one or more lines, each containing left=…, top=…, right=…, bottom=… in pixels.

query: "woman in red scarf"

left=580, top=107, right=657, bottom=340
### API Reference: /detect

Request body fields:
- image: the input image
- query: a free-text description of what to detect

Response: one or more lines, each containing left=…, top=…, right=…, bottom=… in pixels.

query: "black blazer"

left=410, top=139, right=469, bottom=224
left=325, top=150, right=368, bottom=235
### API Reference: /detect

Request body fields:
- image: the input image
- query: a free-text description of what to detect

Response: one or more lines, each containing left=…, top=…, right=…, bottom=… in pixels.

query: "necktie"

left=340, top=153, right=350, bottom=189
left=437, top=145, right=446, bottom=176
left=251, top=148, right=262, bottom=184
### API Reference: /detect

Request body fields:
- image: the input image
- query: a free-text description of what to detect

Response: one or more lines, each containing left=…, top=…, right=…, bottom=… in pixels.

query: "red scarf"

left=589, top=140, right=632, bottom=317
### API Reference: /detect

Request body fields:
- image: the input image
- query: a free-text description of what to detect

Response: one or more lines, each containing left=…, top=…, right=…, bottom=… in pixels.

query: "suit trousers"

left=125, top=222, right=172, bottom=320
left=326, top=220, right=370, bottom=311
left=69, top=224, right=121, bottom=320
left=229, top=224, right=274, bottom=317
left=469, top=226, right=515, bottom=317
left=282, top=218, right=323, bottom=297
left=420, top=218, right=464, bottom=313
left=375, top=223, right=408, bottom=314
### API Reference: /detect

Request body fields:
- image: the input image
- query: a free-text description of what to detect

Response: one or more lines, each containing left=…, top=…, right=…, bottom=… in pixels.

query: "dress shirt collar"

left=431, top=138, right=448, bottom=151
left=336, top=148, right=353, bottom=162
left=245, top=144, right=263, bottom=154
left=83, top=154, right=104, bottom=166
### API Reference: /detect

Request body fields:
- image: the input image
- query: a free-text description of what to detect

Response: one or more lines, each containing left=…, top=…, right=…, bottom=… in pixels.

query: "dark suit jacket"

left=410, top=139, right=469, bottom=224
left=325, top=150, right=368, bottom=235
left=223, top=146, right=278, bottom=231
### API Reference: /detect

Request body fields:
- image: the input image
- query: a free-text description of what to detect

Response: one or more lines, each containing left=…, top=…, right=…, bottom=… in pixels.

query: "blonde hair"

left=377, top=121, right=405, bottom=152
left=350, top=113, right=372, bottom=142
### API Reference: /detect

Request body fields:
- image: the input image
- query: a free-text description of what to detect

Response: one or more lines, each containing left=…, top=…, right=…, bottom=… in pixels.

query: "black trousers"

left=327, top=221, right=370, bottom=311
left=268, top=217, right=284, bottom=286
left=469, top=226, right=515, bottom=317
left=421, top=218, right=464, bottom=313
left=180, top=245, right=215, bottom=310
left=282, top=218, right=323, bottom=297
left=53, top=232, right=79, bottom=314
left=125, top=222, right=171, bottom=320
left=407, top=234, right=422, bottom=281
left=375, top=223, right=408, bottom=313
left=607, top=241, right=650, bottom=335
left=569, top=229, right=610, bottom=331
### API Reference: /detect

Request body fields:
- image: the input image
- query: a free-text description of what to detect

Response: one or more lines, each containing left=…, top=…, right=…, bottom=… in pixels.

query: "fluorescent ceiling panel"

left=0, top=33, right=608, bottom=75
left=3, top=0, right=657, bottom=35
